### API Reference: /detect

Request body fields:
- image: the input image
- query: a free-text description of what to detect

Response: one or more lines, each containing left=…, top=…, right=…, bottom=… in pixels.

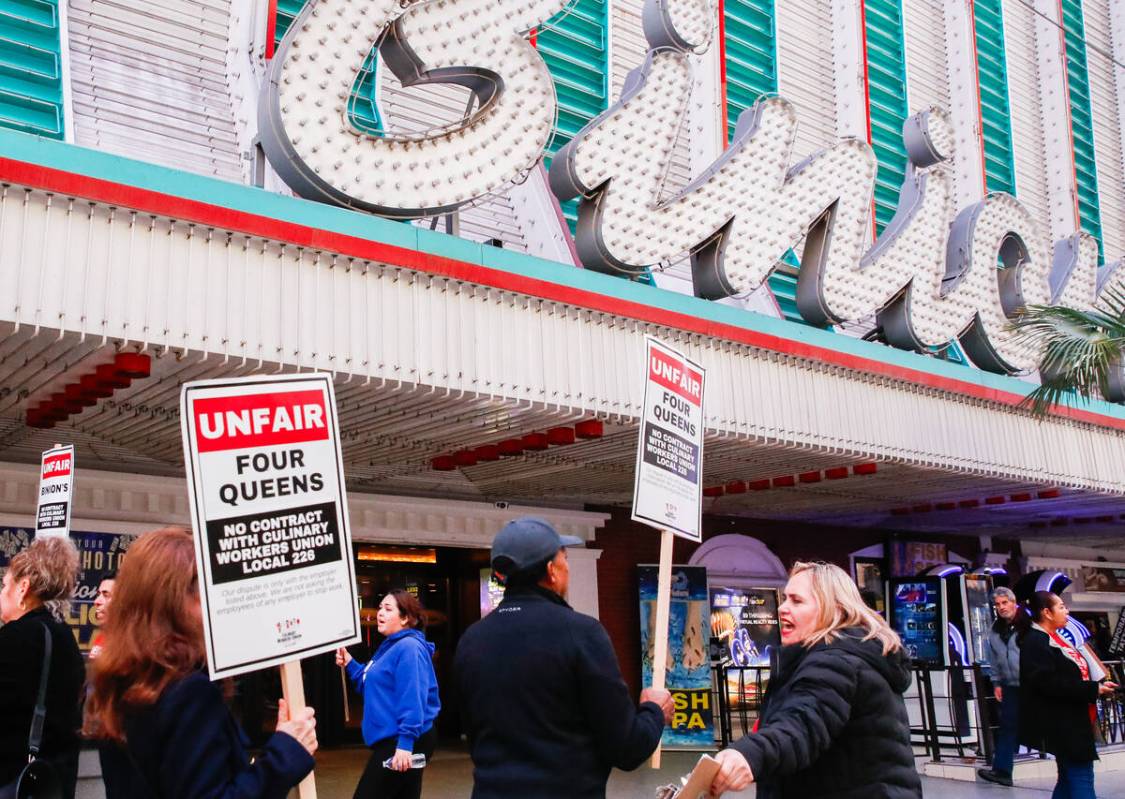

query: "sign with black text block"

left=632, top=338, right=706, bottom=541
left=181, top=373, right=360, bottom=679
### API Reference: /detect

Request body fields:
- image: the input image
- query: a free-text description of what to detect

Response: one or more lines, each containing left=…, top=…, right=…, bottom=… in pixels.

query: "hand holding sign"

left=277, top=698, right=318, bottom=755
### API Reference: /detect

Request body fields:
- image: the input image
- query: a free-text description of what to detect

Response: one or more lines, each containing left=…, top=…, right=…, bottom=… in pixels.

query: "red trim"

left=2, top=156, right=1123, bottom=431
left=265, top=0, right=278, bottom=61
left=858, top=0, right=878, bottom=238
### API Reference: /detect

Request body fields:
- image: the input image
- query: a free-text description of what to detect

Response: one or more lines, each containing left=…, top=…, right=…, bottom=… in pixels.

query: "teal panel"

left=0, top=0, right=63, bottom=139
left=1060, top=0, right=1103, bottom=262
left=538, top=0, right=609, bottom=233
left=863, top=0, right=909, bottom=236
left=274, top=0, right=382, bottom=134
left=723, top=0, right=777, bottom=141
left=273, top=0, right=305, bottom=46
left=973, top=0, right=1016, bottom=195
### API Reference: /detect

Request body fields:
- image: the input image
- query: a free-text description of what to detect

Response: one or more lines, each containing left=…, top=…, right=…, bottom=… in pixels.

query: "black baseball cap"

left=491, top=517, right=583, bottom=576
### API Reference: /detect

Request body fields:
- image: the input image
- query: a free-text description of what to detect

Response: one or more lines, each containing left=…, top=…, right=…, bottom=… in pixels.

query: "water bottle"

left=383, top=753, right=427, bottom=769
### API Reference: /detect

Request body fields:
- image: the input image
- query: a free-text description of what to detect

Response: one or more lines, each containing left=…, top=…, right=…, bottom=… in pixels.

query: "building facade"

left=1, top=0, right=1125, bottom=728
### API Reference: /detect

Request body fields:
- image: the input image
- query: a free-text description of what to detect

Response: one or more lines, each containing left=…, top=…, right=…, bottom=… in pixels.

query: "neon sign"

left=261, top=0, right=1123, bottom=392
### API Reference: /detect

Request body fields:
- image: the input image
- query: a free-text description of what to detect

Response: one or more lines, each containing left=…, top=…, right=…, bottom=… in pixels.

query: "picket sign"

left=630, top=338, right=706, bottom=769
left=181, top=373, right=363, bottom=798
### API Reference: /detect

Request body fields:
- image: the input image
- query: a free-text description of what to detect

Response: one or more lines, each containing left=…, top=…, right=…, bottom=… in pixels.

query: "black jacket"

left=1018, top=627, right=1100, bottom=762
left=0, top=607, right=85, bottom=789
left=112, top=671, right=313, bottom=799
left=732, top=629, right=922, bottom=799
left=453, top=585, right=664, bottom=799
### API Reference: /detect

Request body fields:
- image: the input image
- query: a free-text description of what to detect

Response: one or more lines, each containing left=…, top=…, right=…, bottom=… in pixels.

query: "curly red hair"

left=84, top=527, right=206, bottom=742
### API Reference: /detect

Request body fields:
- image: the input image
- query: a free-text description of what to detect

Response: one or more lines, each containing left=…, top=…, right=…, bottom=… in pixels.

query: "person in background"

left=1018, top=591, right=1117, bottom=799
left=336, top=589, right=440, bottom=799
left=85, top=571, right=131, bottom=799
left=979, top=586, right=1022, bottom=787
left=0, top=536, right=85, bottom=798
left=454, top=517, right=673, bottom=799
left=89, top=573, right=115, bottom=659
left=84, top=527, right=317, bottom=798
left=710, top=561, right=922, bottom=798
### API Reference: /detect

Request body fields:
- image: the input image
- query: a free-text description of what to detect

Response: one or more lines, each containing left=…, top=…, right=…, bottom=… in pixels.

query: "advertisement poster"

left=479, top=567, right=505, bottom=617
left=890, top=578, right=945, bottom=666
left=632, top=337, right=706, bottom=542
left=709, top=586, right=779, bottom=668
left=181, top=373, right=360, bottom=679
left=1082, top=567, right=1125, bottom=593
left=36, top=445, right=75, bottom=537
left=0, top=528, right=133, bottom=654
left=890, top=542, right=948, bottom=577
left=639, top=565, right=712, bottom=748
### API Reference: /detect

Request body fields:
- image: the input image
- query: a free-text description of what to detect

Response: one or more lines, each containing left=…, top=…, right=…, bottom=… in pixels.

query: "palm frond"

left=1009, top=285, right=1125, bottom=417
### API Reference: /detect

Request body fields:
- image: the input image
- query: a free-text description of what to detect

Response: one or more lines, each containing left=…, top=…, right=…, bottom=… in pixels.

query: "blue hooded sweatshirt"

left=345, top=628, right=441, bottom=750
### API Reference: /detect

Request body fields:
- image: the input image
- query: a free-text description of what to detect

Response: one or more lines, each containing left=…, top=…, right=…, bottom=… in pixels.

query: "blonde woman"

left=710, top=561, right=922, bottom=798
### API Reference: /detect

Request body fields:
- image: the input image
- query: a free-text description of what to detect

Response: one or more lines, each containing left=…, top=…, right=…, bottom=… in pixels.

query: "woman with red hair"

left=85, top=527, right=317, bottom=798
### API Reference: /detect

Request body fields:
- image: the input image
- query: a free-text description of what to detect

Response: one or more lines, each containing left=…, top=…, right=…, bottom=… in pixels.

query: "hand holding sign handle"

left=280, top=660, right=318, bottom=798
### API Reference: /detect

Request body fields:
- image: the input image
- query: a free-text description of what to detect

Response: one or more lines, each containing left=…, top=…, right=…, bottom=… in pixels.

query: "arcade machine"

left=890, top=565, right=994, bottom=753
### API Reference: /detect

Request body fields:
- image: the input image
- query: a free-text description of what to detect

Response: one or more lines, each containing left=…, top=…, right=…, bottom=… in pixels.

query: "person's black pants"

left=353, top=727, right=436, bottom=799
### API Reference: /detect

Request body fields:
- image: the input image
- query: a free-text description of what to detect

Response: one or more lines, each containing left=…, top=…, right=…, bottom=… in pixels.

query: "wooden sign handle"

left=280, top=660, right=318, bottom=799
left=650, top=528, right=674, bottom=769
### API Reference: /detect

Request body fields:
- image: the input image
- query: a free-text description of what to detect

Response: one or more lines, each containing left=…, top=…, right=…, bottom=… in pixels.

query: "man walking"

left=454, top=517, right=673, bottom=798
left=979, top=587, right=1022, bottom=787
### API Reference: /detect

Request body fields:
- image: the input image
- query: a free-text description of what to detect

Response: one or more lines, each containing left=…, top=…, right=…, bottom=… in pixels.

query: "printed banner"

left=36, top=445, right=75, bottom=536
left=181, top=373, right=360, bottom=679
left=1082, top=567, right=1125, bottom=593
left=632, top=338, right=706, bottom=541
left=1, top=528, right=133, bottom=654
left=639, top=565, right=713, bottom=748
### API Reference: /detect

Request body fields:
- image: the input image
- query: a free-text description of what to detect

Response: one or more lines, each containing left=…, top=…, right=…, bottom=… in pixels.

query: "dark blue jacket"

left=345, top=628, right=440, bottom=749
left=453, top=585, right=664, bottom=799
left=115, top=671, right=313, bottom=799
left=733, top=630, right=922, bottom=799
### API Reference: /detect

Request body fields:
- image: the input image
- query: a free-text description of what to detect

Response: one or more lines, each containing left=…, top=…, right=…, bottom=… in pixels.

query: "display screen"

left=891, top=578, right=944, bottom=666
left=964, top=575, right=993, bottom=664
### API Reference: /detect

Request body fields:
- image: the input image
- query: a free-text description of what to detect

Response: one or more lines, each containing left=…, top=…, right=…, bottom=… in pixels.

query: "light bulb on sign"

left=259, top=0, right=566, bottom=218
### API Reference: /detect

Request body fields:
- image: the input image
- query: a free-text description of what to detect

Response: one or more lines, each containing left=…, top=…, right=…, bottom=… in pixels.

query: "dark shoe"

left=977, top=768, right=1013, bottom=787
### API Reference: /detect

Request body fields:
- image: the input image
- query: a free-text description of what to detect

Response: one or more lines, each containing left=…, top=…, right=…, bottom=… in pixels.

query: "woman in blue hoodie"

left=336, top=589, right=440, bottom=799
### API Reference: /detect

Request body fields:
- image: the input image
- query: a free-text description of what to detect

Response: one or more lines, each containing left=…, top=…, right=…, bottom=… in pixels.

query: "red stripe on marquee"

left=1, top=156, right=1122, bottom=432
left=265, top=0, right=278, bottom=61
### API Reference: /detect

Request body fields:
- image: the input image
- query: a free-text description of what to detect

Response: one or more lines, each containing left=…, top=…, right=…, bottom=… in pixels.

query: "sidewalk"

left=311, top=746, right=1125, bottom=797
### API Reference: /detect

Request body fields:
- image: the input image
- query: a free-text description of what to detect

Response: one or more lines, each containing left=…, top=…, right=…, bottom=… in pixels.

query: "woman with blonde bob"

left=84, top=527, right=317, bottom=798
left=710, top=561, right=922, bottom=798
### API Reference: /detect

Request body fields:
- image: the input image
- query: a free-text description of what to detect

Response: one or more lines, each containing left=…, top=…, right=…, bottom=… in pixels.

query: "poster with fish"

left=639, top=565, right=712, bottom=748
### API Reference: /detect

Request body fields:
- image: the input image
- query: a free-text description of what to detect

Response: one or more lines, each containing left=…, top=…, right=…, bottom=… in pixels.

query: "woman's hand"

left=1098, top=681, right=1119, bottom=697
left=710, top=748, right=754, bottom=795
left=276, top=698, right=318, bottom=755
left=390, top=748, right=413, bottom=772
left=335, top=647, right=352, bottom=667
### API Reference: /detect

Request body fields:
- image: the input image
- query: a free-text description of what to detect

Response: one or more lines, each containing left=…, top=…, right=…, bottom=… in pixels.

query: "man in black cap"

left=453, top=516, right=673, bottom=798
